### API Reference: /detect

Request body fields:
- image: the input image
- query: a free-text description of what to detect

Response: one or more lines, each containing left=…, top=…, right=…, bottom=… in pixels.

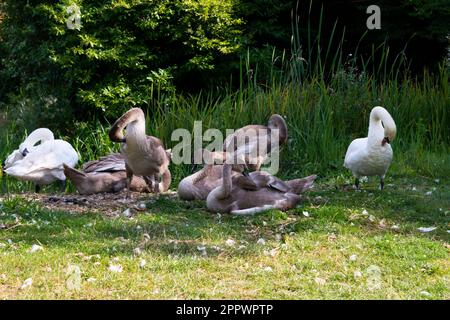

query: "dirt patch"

left=1, top=191, right=179, bottom=217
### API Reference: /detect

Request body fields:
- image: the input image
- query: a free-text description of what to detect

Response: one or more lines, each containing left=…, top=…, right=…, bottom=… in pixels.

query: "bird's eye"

left=381, top=121, right=385, bottom=129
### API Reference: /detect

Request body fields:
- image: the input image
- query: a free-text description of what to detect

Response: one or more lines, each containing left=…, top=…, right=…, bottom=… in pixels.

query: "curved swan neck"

left=220, top=164, right=233, bottom=198
left=158, top=169, right=172, bottom=192
left=268, top=114, right=288, bottom=145
left=192, top=164, right=212, bottom=184
left=109, top=108, right=146, bottom=143
left=368, top=107, right=396, bottom=145
left=20, top=128, right=54, bottom=151
left=125, top=119, right=147, bottom=146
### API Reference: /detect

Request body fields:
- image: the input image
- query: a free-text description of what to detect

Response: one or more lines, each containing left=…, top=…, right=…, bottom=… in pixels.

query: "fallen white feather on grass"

left=225, top=239, right=236, bottom=247
left=314, top=277, right=326, bottom=286
left=20, top=278, right=33, bottom=290
left=108, top=264, right=123, bottom=273
left=420, top=291, right=432, bottom=297
left=417, top=227, right=437, bottom=233
left=256, top=238, right=266, bottom=245
left=139, top=259, right=147, bottom=268
left=263, top=266, right=273, bottom=272
left=29, top=244, right=43, bottom=253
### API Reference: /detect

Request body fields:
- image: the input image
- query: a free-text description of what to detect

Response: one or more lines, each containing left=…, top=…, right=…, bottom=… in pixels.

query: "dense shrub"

left=0, top=0, right=242, bottom=124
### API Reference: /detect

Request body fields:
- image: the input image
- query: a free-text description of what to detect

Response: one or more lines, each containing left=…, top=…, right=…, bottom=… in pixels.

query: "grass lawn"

left=0, top=173, right=448, bottom=299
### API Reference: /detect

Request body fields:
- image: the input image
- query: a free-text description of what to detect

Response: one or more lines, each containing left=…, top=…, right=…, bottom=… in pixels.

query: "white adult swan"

left=3, top=128, right=78, bottom=192
left=344, top=106, right=397, bottom=190
left=109, top=108, right=171, bottom=196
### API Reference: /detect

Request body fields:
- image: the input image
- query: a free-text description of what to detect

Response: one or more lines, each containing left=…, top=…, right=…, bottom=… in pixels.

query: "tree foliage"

left=0, top=0, right=242, bottom=122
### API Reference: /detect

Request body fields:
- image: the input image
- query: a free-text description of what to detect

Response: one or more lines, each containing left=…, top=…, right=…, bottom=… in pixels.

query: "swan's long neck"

left=218, top=164, right=232, bottom=198
left=367, top=107, right=396, bottom=146
left=192, top=164, right=213, bottom=184
left=109, top=108, right=147, bottom=144
left=20, top=128, right=54, bottom=151
left=268, top=115, right=288, bottom=145
left=158, top=169, right=172, bottom=192
left=125, top=118, right=147, bottom=149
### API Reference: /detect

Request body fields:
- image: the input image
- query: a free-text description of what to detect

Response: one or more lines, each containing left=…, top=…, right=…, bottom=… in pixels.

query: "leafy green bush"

left=0, top=0, right=242, bottom=123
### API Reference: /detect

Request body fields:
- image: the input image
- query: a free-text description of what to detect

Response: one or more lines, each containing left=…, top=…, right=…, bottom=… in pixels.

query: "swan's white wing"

left=344, top=137, right=367, bottom=169
left=5, top=140, right=78, bottom=182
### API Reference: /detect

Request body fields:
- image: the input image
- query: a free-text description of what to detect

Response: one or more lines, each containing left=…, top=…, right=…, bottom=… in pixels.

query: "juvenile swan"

left=206, top=163, right=316, bottom=215
left=3, top=128, right=78, bottom=192
left=223, top=114, right=288, bottom=171
left=344, top=106, right=397, bottom=190
left=177, top=149, right=239, bottom=201
left=109, top=108, right=171, bottom=195
left=63, top=153, right=149, bottom=195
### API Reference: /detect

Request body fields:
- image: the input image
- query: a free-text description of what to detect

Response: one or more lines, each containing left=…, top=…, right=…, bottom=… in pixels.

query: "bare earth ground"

left=0, top=191, right=179, bottom=217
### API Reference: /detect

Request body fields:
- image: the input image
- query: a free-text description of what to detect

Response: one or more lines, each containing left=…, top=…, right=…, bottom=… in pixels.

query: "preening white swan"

left=109, top=108, right=171, bottom=196
left=344, top=106, right=397, bottom=190
left=3, top=128, right=78, bottom=192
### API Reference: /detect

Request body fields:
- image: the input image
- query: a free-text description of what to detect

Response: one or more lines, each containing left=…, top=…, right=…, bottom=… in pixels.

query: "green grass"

left=0, top=173, right=448, bottom=299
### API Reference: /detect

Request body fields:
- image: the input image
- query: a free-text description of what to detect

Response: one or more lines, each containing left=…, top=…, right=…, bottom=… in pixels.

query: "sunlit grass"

left=0, top=174, right=448, bottom=299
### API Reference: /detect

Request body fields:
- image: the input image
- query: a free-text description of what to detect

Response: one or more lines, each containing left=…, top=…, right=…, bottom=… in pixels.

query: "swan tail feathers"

left=286, top=174, right=317, bottom=194
left=63, top=163, right=87, bottom=183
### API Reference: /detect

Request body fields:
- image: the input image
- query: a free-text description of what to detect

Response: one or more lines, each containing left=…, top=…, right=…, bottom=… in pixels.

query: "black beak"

left=382, top=137, right=390, bottom=146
